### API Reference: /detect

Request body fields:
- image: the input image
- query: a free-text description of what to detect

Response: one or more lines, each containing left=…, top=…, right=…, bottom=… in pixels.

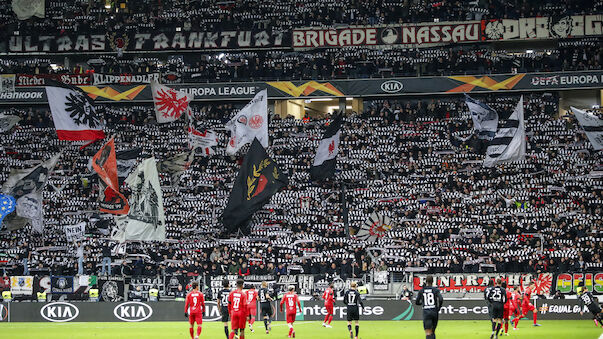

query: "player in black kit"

left=343, top=282, right=363, bottom=339
left=258, top=281, right=274, bottom=334
left=216, top=279, right=231, bottom=339
left=487, top=278, right=507, bottom=339
left=484, top=279, right=494, bottom=330
left=416, top=276, right=444, bottom=339
left=578, top=285, right=603, bottom=327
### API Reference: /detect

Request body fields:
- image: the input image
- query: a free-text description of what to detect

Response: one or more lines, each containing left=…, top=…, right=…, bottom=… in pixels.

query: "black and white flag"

left=116, top=148, right=142, bottom=178
left=484, top=96, right=526, bottom=167
left=571, top=107, right=603, bottom=151
left=112, top=158, right=165, bottom=242
left=0, top=114, right=20, bottom=133
left=465, top=94, right=498, bottom=140
left=1, top=153, right=60, bottom=232
left=310, top=114, right=342, bottom=181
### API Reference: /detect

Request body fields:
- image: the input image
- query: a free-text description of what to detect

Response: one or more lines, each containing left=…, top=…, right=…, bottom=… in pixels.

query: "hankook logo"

left=113, top=302, right=153, bottom=322
left=40, top=302, right=79, bottom=322
left=380, top=80, right=403, bottom=93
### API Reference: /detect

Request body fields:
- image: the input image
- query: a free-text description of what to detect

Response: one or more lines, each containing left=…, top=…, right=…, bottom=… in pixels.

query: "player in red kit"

left=322, top=283, right=335, bottom=328
left=246, top=286, right=257, bottom=332
left=515, top=282, right=541, bottom=328
left=510, top=286, right=521, bottom=330
left=280, top=286, right=301, bottom=338
left=501, top=282, right=513, bottom=336
left=185, top=282, right=206, bottom=339
left=228, top=279, right=249, bottom=339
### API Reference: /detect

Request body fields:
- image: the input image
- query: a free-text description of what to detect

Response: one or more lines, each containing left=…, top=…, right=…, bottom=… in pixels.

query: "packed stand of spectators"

left=0, top=92, right=601, bottom=282
left=1, top=40, right=601, bottom=81
left=1, top=0, right=600, bottom=40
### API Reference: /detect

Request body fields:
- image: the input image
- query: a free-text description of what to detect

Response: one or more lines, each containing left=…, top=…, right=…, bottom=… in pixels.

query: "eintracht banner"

left=484, top=96, right=526, bottom=167
left=112, top=158, right=165, bottom=242
left=225, top=90, right=268, bottom=155
left=570, top=107, right=603, bottom=151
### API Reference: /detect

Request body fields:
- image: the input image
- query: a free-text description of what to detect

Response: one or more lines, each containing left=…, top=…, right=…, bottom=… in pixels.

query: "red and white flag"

left=151, top=81, right=193, bottom=123
left=45, top=83, right=105, bottom=141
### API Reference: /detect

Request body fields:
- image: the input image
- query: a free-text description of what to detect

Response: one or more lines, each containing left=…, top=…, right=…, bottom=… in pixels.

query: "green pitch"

left=1, top=320, right=601, bottom=339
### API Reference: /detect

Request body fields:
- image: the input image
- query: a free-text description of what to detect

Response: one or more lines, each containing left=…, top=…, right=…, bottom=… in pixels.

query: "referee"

left=344, top=282, right=363, bottom=339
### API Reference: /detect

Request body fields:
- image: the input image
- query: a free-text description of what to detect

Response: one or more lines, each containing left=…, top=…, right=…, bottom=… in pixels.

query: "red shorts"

left=522, top=303, right=535, bottom=314
left=188, top=312, right=203, bottom=325
left=286, top=312, right=296, bottom=324
left=248, top=307, right=257, bottom=317
left=231, top=312, right=247, bottom=330
left=325, top=304, right=334, bottom=315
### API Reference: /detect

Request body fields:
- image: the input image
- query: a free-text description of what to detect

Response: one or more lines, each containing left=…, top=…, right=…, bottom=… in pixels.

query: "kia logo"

left=380, top=80, right=403, bottom=93
left=40, top=302, right=79, bottom=322
left=202, top=301, right=223, bottom=322
left=114, top=302, right=153, bottom=322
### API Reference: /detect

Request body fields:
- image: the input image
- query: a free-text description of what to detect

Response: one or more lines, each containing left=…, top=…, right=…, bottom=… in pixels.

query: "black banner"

left=0, top=70, right=602, bottom=103
left=50, top=276, right=74, bottom=294
left=8, top=30, right=286, bottom=53
left=98, top=277, right=125, bottom=302
left=1, top=299, right=592, bottom=322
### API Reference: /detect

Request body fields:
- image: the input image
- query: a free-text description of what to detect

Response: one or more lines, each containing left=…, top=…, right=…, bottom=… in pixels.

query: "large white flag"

left=12, top=0, right=44, bottom=20
left=465, top=94, right=498, bottom=140
left=226, top=90, right=268, bottom=154
left=112, top=158, right=165, bottom=242
left=45, top=83, right=105, bottom=141
left=484, top=96, right=526, bottom=167
left=151, top=81, right=193, bottom=123
left=571, top=107, right=603, bottom=151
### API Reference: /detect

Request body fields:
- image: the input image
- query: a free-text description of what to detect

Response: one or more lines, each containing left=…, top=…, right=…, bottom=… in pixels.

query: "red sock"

left=289, top=328, right=293, bottom=336
left=250, top=317, right=255, bottom=325
left=197, top=326, right=202, bottom=336
left=240, top=335, right=245, bottom=339
left=229, top=331, right=235, bottom=339
left=513, top=318, right=519, bottom=328
left=328, top=315, right=333, bottom=324
left=533, top=312, right=537, bottom=324
left=324, top=314, right=329, bottom=323
left=504, top=322, right=508, bottom=333
left=189, top=328, right=194, bottom=339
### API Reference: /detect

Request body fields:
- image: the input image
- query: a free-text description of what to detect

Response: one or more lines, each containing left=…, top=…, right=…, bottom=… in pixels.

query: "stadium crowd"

left=0, top=92, right=601, bottom=282
left=0, top=41, right=601, bottom=81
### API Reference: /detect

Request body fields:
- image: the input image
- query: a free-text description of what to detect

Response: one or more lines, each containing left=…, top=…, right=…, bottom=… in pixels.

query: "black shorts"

left=347, top=307, right=360, bottom=321
left=423, top=311, right=439, bottom=330
left=260, top=304, right=273, bottom=318
left=220, top=306, right=229, bottom=322
left=491, top=304, right=504, bottom=319
left=589, top=305, right=602, bottom=316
